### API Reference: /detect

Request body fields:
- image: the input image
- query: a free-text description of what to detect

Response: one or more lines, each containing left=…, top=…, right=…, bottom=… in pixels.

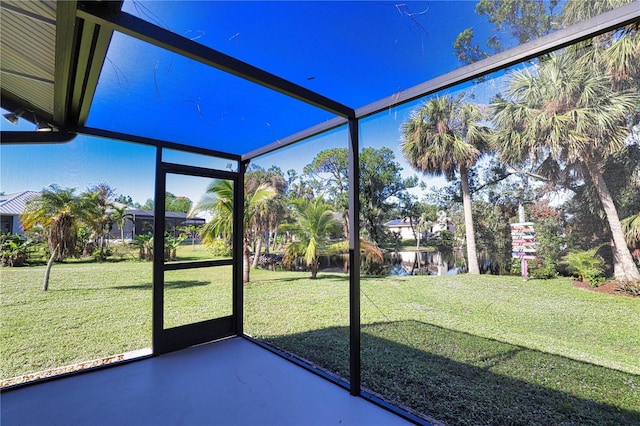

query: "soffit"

left=0, top=1, right=56, bottom=120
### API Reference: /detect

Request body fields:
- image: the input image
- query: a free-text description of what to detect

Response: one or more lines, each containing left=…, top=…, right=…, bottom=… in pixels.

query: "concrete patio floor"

left=1, top=337, right=413, bottom=425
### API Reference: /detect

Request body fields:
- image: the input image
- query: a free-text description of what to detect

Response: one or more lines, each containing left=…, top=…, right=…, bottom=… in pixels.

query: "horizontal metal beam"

left=242, top=116, right=348, bottom=161
left=0, top=130, right=77, bottom=144
left=244, top=3, right=639, bottom=162
left=76, top=4, right=355, bottom=119
left=356, top=2, right=640, bottom=118
left=77, top=126, right=241, bottom=161
left=161, top=162, right=240, bottom=180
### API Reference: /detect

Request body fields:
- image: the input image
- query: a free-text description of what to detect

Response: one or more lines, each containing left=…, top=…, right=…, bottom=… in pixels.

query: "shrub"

left=132, top=233, right=154, bottom=261
left=109, top=243, right=136, bottom=261
left=207, top=239, right=231, bottom=257
left=529, top=202, right=565, bottom=279
left=92, top=247, right=112, bottom=261
left=510, top=261, right=522, bottom=276
left=0, top=232, right=32, bottom=267
left=562, top=248, right=606, bottom=287
left=531, top=258, right=559, bottom=279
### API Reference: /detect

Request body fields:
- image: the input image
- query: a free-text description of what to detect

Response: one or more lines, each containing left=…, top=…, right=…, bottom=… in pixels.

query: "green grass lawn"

left=246, top=272, right=640, bottom=425
left=1, top=251, right=638, bottom=425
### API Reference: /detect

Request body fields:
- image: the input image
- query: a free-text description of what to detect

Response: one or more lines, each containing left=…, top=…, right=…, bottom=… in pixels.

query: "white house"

left=384, top=219, right=418, bottom=240
left=384, top=215, right=455, bottom=241
left=0, top=191, right=39, bottom=235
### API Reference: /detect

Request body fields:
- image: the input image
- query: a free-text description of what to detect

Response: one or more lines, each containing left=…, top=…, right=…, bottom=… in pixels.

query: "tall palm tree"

left=110, top=205, right=134, bottom=242
left=191, top=179, right=276, bottom=283
left=246, top=168, right=287, bottom=267
left=562, top=0, right=639, bottom=93
left=401, top=94, right=489, bottom=274
left=562, top=0, right=633, bottom=28
left=491, top=51, right=640, bottom=282
left=281, top=197, right=342, bottom=279
left=21, top=185, right=82, bottom=290
left=80, top=183, right=116, bottom=260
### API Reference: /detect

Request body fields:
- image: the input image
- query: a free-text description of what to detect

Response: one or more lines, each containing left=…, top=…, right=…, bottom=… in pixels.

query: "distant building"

left=384, top=217, right=454, bottom=241
left=384, top=219, right=419, bottom=240
left=0, top=191, right=39, bottom=235
left=108, top=209, right=205, bottom=240
left=0, top=191, right=204, bottom=238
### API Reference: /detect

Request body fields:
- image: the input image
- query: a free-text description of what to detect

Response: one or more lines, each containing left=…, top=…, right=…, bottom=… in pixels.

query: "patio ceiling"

left=1, top=1, right=639, bottom=159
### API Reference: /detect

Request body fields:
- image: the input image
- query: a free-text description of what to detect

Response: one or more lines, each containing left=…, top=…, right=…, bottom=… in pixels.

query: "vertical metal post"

left=233, top=160, right=248, bottom=335
left=152, top=146, right=166, bottom=354
left=348, top=117, right=361, bottom=396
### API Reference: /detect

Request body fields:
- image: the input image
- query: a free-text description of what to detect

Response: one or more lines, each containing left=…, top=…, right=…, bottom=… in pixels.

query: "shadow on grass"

left=252, top=273, right=350, bottom=284
left=51, top=280, right=211, bottom=292
left=110, top=280, right=210, bottom=290
left=261, top=320, right=640, bottom=426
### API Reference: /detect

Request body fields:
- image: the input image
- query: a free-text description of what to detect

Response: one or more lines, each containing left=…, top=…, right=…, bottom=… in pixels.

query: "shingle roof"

left=0, top=191, right=39, bottom=215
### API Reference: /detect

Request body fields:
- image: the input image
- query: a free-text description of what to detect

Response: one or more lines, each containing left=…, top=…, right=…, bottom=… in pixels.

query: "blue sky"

left=1, top=1, right=515, bottom=205
left=0, top=122, right=157, bottom=204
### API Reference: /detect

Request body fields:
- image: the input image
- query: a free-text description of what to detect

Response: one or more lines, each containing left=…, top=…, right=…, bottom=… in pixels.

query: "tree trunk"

left=310, top=260, right=318, bottom=279
left=252, top=234, right=263, bottom=269
left=43, top=245, right=59, bottom=291
left=342, top=211, right=350, bottom=240
left=460, top=166, right=480, bottom=275
left=264, top=230, right=271, bottom=255
left=243, top=237, right=251, bottom=283
left=584, top=159, right=640, bottom=282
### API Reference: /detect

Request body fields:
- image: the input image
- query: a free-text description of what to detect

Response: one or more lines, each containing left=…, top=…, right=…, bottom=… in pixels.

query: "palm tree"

left=562, top=0, right=639, bottom=93
left=80, top=183, right=116, bottom=261
left=401, top=94, right=489, bottom=274
left=491, top=51, right=640, bottom=282
left=281, top=198, right=342, bottom=279
left=110, top=205, right=133, bottom=242
left=191, top=179, right=276, bottom=283
left=246, top=167, right=287, bottom=267
left=21, top=185, right=82, bottom=290
left=562, top=0, right=633, bottom=28
left=327, top=238, right=384, bottom=274
left=621, top=213, right=640, bottom=247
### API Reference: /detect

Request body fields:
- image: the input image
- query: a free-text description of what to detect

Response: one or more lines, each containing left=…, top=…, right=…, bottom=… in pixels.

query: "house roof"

left=0, top=194, right=205, bottom=221
left=384, top=219, right=412, bottom=228
left=2, top=1, right=637, bottom=159
left=0, top=190, right=39, bottom=215
left=126, top=209, right=204, bottom=222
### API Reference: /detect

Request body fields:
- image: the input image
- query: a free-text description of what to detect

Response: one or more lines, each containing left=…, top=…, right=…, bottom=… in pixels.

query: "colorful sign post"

left=510, top=222, right=536, bottom=279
